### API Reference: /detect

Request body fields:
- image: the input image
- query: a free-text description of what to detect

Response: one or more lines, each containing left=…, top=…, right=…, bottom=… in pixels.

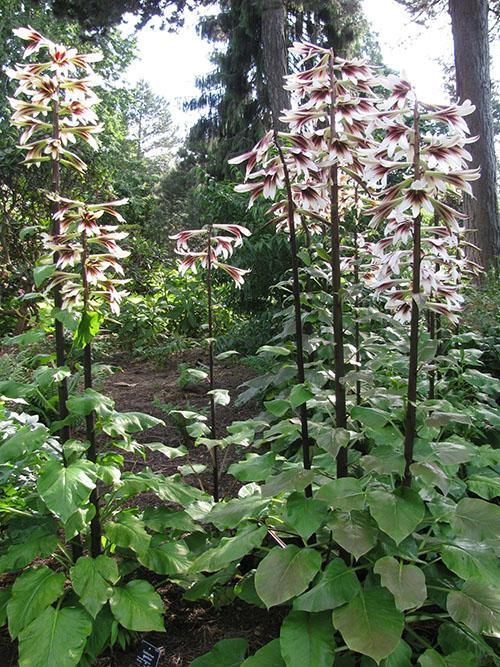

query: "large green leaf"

left=327, top=511, right=378, bottom=559
left=447, top=578, right=500, bottom=636
left=0, top=526, right=58, bottom=574
left=380, top=640, right=413, bottom=666
left=262, top=469, right=315, bottom=498
left=104, top=513, right=151, bottom=555
left=205, top=496, right=269, bottom=530
left=351, top=406, right=391, bottom=429
left=144, top=506, right=201, bottom=533
left=7, top=566, right=65, bottom=639
left=255, top=546, right=321, bottom=608
left=0, top=426, right=48, bottom=464
left=73, top=311, right=102, bottom=349
left=191, top=638, right=248, bottom=667
left=18, top=605, right=92, bottom=667
left=374, top=557, right=426, bottom=611
left=453, top=498, right=500, bottom=545
left=70, top=555, right=119, bottom=618
left=441, top=539, right=499, bottom=584
left=294, top=558, right=361, bottom=612
left=285, top=493, right=329, bottom=541
left=289, top=383, right=314, bottom=409
left=316, top=478, right=365, bottom=511
left=332, top=586, right=404, bottom=664
left=311, top=425, right=350, bottom=458
left=33, top=263, right=55, bottom=288
left=466, top=474, right=500, bottom=501
left=265, top=399, right=291, bottom=418
left=228, top=452, right=276, bottom=482
left=37, top=460, right=97, bottom=523
left=66, top=389, right=113, bottom=417
left=368, top=487, right=424, bottom=545
left=242, top=639, right=284, bottom=666
left=138, top=537, right=191, bottom=575
left=109, top=580, right=164, bottom=632
left=103, top=411, right=163, bottom=437
left=417, top=648, right=476, bottom=667
left=190, top=525, right=267, bottom=573
left=430, top=440, right=475, bottom=465
left=280, top=611, right=335, bottom=667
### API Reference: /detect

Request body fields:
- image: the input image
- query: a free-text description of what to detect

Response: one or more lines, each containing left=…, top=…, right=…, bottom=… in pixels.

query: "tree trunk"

left=448, top=0, right=499, bottom=268
left=261, top=0, right=290, bottom=130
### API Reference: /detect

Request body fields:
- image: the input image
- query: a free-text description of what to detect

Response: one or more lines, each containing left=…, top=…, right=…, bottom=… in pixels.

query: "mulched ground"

left=0, top=349, right=283, bottom=666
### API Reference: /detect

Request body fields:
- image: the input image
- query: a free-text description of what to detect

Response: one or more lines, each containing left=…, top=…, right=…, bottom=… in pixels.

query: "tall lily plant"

left=362, top=76, right=481, bottom=481
left=230, top=42, right=380, bottom=480
left=8, top=26, right=103, bottom=444
left=170, top=224, right=250, bottom=500
left=8, top=27, right=130, bottom=556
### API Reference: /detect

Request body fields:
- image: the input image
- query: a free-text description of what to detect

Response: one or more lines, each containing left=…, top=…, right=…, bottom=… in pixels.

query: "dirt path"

left=98, top=350, right=283, bottom=666
left=102, top=349, right=258, bottom=498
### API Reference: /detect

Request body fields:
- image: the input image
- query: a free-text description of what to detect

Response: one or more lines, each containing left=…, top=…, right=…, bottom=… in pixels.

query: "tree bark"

left=261, top=0, right=290, bottom=130
left=448, top=0, right=499, bottom=267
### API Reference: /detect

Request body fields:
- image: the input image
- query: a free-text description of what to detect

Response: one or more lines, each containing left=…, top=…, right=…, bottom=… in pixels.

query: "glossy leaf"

left=190, top=525, right=267, bottom=573
left=333, top=586, right=404, bottom=664
left=109, top=579, right=164, bottom=632
left=37, top=460, right=97, bottom=523
left=191, top=638, right=249, bottom=667
left=70, top=555, right=119, bottom=618
left=368, top=487, right=424, bottom=545
left=374, top=557, right=427, bottom=610
left=328, top=511, right=378, bottom=559
left=138, top=536, right=191, bottom=575
left=285, top=493, right=329, bottom=541
left=255, top=546, right=321, bottom=608
left=316, top=478, right=365, bottom=511
left=447, top=578, right=500, bottom=635
left=242, top=639, right=284, bottom=666
left=453, top=498, right=500, bottom=545
left=7, top=566, right=65, bottom=639
left=294, top=558, right=361, bottom=612
left=18, top=605, right=92, bottom=667
left=280, top=610, right=335, bottom=667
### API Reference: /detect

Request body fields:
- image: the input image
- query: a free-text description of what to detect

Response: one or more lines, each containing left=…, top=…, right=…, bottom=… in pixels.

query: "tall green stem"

left=328, top=52, right=348, bottom=478
left=207, top=226, right=219, bottom=502
left=403, top=102, right=422, bottom=484
left=81, top=231, right=102, bottom=556
left=275, top=136, right=312, bottom=497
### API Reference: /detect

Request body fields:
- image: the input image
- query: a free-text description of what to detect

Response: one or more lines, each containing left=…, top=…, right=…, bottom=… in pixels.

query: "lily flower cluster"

left=229, top=41, right=379, bottom=238
left=361, top=78, right=481, bottom=323
left=7, top=26, right=102, bottom=173
left=170, top=224, right=251, bottom=288
left=44, top=196, right=130, bottom=314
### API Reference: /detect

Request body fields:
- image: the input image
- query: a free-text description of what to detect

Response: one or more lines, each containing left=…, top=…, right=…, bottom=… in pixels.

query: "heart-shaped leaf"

left=255, top=546, right=321, bottom=608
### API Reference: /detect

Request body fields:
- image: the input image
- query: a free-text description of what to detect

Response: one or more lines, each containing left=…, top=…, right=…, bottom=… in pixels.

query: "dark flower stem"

left=81, top=232, right=102, bottom=556
left=51, top=98, right=82, bottom=560
left=403, top=101, right=422, bottom=485
left=428, top=310, right=436, bottom=400
left=274, top=135, right=312, bottom=497
left=206, top=226, right=219, bottom=502
left=329, top=52, right=348, bottom=478
left=353, top=189, right=361, bottom=407
left=50, top=100, right=70, bottom=445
